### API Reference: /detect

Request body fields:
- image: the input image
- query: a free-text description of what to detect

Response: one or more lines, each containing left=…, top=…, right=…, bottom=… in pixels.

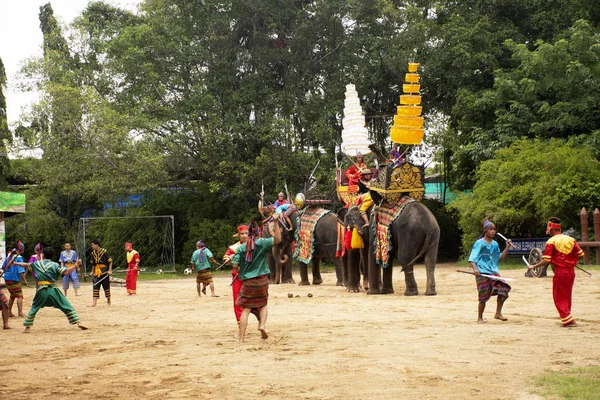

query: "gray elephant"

left=271, top=208, right=344, bottom=286
left=262, top=221, right=295, bottom=284
left=342, top=201, right=439, bottom=295
left=337, top=207, right=370, bottom=292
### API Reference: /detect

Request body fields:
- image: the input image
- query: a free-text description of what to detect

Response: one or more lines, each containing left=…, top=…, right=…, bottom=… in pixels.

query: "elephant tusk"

left=281, top=253, right=289, bottom=264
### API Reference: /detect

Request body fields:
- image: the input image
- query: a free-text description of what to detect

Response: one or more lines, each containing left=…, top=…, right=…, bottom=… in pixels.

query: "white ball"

left=183, top=268, right=192, bottom=275
left=156, top=269, right=164, bottom=275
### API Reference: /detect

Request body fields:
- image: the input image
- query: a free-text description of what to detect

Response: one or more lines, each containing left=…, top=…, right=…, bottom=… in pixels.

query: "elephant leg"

left=424, top=244, right=437, bottom=296
left=367, top=248, right=382, bottom=294
left=311, top=258, right=323, bottom=285
left=346, top=250, right=360, bottom=292
left=378, top=249, right=395, bottom=294
left=298, top=262, right=310, bottom=285
left=341, top=253, right=349, bottom=287
left=283, top=255, right=295, bottom=284
left=268, top=252, right=277, bottom=284
left=381, top=265, right=394, bottom=294
left=359, top=247, right=369, bottom=291
left=334, top=258, right=344, bottom=286
left=403, top=264, right=419, bottom=296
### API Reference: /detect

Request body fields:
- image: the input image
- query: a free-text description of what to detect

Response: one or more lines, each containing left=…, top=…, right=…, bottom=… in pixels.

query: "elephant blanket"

left=294, top=208, right=331, bottom=264
left=371, top=196, right=415, bottom=268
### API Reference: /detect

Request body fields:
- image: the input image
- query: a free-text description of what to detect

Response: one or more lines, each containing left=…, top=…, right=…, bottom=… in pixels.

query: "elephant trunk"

left=280, top=253, right=289, bottom=264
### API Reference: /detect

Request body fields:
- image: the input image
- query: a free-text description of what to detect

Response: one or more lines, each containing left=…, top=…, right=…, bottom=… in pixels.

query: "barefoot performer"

left=125, top=242, right=141, bottom=295
left=223, top=224, right=259, bottom=329
left=191, top=240, right=218, bottom=297
left=60, top=241, right=80, bottom=297
left=528, top=217, right=584, bottom=327
left=232, top=214, right=281, bottom=343
left=468, top=220, right=512, bottom=323
left=90, top=239, right=113, bottom=306
left=0, top=284, right=9, bottom=329
left=12, top=246, right=87, bottom=332
left=4, top=241, right=28, bottom=317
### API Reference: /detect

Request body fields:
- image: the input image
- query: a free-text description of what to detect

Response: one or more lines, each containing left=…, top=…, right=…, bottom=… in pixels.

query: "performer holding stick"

left=527, top=217, right=585, bottom=327
left=4, top=241, right=28, bottom=317
left=468, top=220, right=512, bottom=324
left=12, top=246, right=87, bottom=332
left=232, top=214, right=282, bottom=343
left=90, top=239, right=113, bottom=307
left=223, top=225, right=259, bottom=334
left=190, top=240, right=218, bottom=297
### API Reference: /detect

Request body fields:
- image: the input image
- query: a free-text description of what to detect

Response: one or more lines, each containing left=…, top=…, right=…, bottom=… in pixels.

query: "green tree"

left=451, top=139, right=600, bottom=253
left=0, top=56, right=10, bottom=188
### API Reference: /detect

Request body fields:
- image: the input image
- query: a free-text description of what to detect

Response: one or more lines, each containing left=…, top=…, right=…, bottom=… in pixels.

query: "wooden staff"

left=456, top=270, right=515, bottom=283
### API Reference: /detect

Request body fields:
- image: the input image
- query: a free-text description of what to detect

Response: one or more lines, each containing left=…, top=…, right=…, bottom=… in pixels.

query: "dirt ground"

left=1, top=263, right=599, bottom=399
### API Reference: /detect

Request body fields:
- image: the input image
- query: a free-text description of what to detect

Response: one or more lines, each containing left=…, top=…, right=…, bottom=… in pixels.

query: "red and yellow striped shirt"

left=542, top=234, right=584, bottom=269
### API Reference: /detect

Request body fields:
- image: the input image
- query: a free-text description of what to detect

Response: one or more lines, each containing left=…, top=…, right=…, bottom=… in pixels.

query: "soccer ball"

left=183, top=268, right=192, bottom=275
left=156, top=269, right=164, bottom=275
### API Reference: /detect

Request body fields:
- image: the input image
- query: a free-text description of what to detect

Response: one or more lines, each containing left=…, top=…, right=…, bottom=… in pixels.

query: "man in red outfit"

left=345, top=152, right=367, bottom=192
left=125, top=242, right=141, bottom=295
left=529, top=217, right=585, bottom=327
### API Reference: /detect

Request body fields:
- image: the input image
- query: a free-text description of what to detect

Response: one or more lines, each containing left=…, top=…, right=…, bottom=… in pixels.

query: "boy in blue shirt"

left=4, top=241, right=28, bottom=317
left=469, top=220, right=512, bottom=324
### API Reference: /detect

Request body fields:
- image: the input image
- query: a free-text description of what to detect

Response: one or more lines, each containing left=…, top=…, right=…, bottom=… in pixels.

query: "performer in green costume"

left=12, top=246, right=88, bottom=333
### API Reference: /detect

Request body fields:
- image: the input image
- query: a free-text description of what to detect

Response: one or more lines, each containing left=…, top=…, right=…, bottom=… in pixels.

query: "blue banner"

left=506, top=238, right=547, bottom=254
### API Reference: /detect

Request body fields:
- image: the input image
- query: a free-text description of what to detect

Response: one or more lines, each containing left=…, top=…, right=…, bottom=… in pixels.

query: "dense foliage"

left=451, top=139, right=600, bottom=251
left=3, top=1, right=600, bottom=261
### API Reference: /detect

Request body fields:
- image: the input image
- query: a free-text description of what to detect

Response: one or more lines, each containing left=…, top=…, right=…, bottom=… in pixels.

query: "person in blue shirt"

left=4, top=241, right=29, bottom=318
left=468, top=220, right=512, bottom=324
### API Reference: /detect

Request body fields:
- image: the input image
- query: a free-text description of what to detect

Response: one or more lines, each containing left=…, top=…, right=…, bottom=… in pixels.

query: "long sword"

left=456, top=270, right=515, bottom=283
left=496, top=232, right=514, bottom=248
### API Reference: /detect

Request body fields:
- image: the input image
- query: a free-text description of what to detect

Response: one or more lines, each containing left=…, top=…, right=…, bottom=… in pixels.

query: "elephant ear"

left=336, top=208, right=348, bottom=225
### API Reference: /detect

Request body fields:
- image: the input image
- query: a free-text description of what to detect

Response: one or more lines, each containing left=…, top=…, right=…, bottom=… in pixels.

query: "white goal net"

left=77, top=215, right=175, bottom=276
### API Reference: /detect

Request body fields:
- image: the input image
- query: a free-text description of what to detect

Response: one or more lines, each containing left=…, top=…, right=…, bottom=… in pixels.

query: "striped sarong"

left=476, top=275, right=511, bottom=303
left=0, top=288, right=8, bottom=305
left=236, top=274, right=269, bottom=309
left=5, top=280, right=23, bottom=299
left=196, top=269, right=213, bottom=285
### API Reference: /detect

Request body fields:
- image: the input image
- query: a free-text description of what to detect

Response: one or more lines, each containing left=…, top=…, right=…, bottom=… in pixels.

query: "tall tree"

left=0, top=57, right=10, bottom=188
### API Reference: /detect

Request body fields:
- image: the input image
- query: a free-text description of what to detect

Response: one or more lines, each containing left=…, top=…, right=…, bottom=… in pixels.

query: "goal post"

left=77, top=215, right=175, bottom=277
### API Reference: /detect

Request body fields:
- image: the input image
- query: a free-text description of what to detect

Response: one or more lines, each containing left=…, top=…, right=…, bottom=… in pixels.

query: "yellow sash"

left=94, top=264, right=107, bottom=277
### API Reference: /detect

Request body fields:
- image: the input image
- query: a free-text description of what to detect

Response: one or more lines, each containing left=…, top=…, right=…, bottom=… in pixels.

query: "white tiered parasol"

left=340, top=84, right=371, bottom=157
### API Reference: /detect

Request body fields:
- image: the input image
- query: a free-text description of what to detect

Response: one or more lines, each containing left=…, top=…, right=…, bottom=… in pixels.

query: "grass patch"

left=532, top=366, right=600, bottom=399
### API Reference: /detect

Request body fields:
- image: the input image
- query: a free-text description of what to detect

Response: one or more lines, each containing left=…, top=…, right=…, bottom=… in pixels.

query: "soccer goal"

left=77, top=215, right=175, bottom=277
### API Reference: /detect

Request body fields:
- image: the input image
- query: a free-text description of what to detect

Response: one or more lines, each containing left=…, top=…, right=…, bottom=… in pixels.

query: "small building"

left=0, top=191, right=26, bottom=259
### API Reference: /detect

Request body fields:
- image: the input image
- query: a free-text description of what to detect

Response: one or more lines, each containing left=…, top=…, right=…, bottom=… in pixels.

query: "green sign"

left=0, top=191, right=26, bottom=213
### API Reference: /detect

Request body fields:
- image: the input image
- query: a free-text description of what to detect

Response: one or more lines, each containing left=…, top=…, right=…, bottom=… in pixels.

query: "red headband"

left=546, top=221, right=561, bottom=234
left=233, top=225, right=249, bottom=237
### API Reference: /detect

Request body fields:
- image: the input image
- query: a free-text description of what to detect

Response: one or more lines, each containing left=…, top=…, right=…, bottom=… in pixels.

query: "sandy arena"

left=1, top=264, right=599, bottom=399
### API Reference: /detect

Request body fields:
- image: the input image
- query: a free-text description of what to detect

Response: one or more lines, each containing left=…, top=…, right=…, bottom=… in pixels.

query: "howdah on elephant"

left=343, top=201, right=440, bottom=295
left=271, top=209, right=344, bottom=286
